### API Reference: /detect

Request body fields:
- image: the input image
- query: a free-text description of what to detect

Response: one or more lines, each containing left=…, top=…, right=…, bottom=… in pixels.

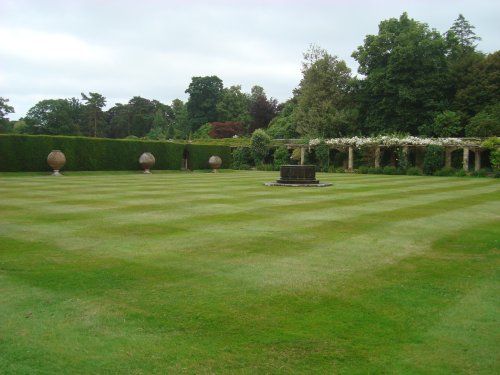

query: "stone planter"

left=139, top=152, right=155, bottom=173
left=47, top=150, right=66, bottom=176
left=208, top=155, right=222, bottom=172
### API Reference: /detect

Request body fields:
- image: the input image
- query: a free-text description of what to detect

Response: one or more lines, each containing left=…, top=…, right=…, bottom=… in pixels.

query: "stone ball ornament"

left=208, top=155, right=222, bottom=172
left=139, top=152, right=156, bottom=173
left=47, top=150, right=66, bottom=176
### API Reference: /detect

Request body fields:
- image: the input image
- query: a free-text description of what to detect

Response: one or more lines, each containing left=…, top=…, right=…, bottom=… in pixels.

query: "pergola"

left=280, top=138, right=489, bottom=172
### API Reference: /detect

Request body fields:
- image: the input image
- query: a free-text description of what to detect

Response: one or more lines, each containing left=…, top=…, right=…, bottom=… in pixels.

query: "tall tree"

left=248, top=85, right=279, bottom=133
left=294, top=45, right=357, bottom=137
left=185, top=76, right=223, bottom=132
left=170, top=99, right=189, bottom=139
left=24, top=99, right=80, bottom=135
left=0, top=97, right=15, bottom=133
left=127, top=96, right=158, bottom=137
left=267, top=99, right=299, bottom=139
left=446, top=14, right=481, bottom=59
left=81, top=92, right=106, bottom=137
left=352, top=13, right=451, bottom=135
left=216, top=85, right=251, bottom=127
left=452, top=51, right=499, bottom=120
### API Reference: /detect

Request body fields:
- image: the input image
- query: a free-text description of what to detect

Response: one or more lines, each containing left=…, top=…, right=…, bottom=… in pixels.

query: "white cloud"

left=0, top=27, right=113, bottom=65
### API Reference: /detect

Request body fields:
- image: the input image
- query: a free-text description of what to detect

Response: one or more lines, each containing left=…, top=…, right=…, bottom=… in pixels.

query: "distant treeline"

left=1, top=13, right=498, bottom=140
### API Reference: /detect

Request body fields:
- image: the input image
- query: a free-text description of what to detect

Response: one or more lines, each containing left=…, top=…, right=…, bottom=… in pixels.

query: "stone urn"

left=47, top=150, right=66, bottom=176
left=208, top=155, right=222, bottom=172
left=139, top=152, right=155, bottom=174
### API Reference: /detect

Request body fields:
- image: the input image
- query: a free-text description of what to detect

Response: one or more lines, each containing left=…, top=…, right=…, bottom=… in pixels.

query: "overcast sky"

left=1, top=0, right=499, bottom=119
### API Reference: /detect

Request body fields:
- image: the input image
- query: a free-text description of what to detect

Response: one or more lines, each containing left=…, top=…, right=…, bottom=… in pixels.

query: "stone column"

left=374, top=147, right=381, bottom=168
left=348, top=146, right=354, bottom=171
left=300, top=147, right=305, bottom=166
left=474, top=149, right=481, bottom=171
left=445, top=147, right=452, bottom=168
left=402, top=145, right=409, bottom=168
left=463, top=147, right=469, bottom=172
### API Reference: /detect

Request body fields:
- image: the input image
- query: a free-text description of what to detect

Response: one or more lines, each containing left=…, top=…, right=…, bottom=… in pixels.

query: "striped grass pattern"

left=1, top=171, right=499, bottom=374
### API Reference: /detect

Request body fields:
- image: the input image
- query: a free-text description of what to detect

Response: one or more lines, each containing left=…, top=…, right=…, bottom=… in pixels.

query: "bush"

left=396, top=147, right=410, bottom=171
left=433, top=167, right=456, bottom=177
left=232, top=147, right=253, bottom=170
left=406, top=167, right=422, bottom=176
left=273, top=146, right=290, bottom=169
left=470, top=169, right=489, bottom=177
left=357, top=166, right=370, bottom=174
left=250, top=129, right=271, bottom=166
left=481, top=137, right=500, bottom=171
left=315, top=141, right=330, bottom=172
left=382, top=166, right=399, bottom=175
left=192, top=123, right=212, bottom=139
left=423, top=145, right=444, bottom=175
left=455, top=169, right=467, bottom=177
left=368, top=167, right=383, bottom=174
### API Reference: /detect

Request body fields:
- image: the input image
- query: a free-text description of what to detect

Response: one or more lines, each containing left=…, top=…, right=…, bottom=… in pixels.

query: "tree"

left=81, top=92, right=106, bottom=137
left=352, top=13, right=451, bottom=135
left=209, top=122, right=244, bottom=138
left=452, top=51, right=500, bottom=120
left=147, top=108, right=169, bottom=140
left=248, top=90, right=279, bottom=133
left=105, top=103, right=131, bottom=138
left=0, top=97, right=15, bottom=133
left=446, top=14, right=481, bottom=59
left=24, top=99, right=80, bottom=135
left=267, top=100, right=299, bottom=139
left=420, top=110, right=463, bottom=137
left=295, top=45, right=357, bottom=137
left=185, top=76, right=223, bottom=132
left=465, top=103, right=500, bottom=137
left=170, top=99, right=189, bottom=139
left=216, top=85, right=251, bottom=127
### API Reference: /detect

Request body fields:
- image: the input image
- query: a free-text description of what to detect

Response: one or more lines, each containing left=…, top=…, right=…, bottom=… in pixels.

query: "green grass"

left=0, top=171, right=499, bottom=374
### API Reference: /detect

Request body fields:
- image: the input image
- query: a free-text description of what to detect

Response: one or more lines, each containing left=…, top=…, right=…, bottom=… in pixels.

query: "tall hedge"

left=0, top=134, right=230, bottom=172
left=185, top=144, right=232, bottom=170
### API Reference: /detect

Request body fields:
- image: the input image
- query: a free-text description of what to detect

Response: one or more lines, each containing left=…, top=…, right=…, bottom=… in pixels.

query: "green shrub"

left=406, top=167, right=422, bottom=176
left=470, top=168, right=489, bottom=177
left=232, top=147, right=253, bottom=170
left=396, top=147, right=410, bottom=171
left=334, top=167, right=345, bottom=173
left=368, top=167, right=383, bottom=174
left=423, top=145, right=444, bottom=175
left=273, top=146, right=290, bottom=169
left=433, top=167, right=456, bottom=177
left=315, top=141, right=330, bottom=172
left=455, top=169, right=467, bottom=177
left=481, top=137, right=500, bottom=171
left=382, top=166, right=399, bottom=175
left=357, top=166, right=370, bottom=174
left=250, top=129, right=271, bottom=166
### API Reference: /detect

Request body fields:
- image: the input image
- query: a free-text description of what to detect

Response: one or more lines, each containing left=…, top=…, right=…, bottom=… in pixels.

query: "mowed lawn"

left=0, top=171, right=499, bottom=374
